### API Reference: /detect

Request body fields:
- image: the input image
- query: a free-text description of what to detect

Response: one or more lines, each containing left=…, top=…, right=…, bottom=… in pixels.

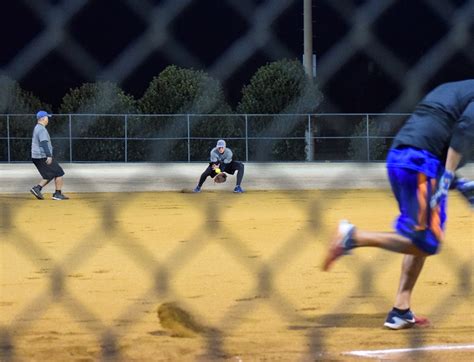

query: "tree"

left=0, top=76, right=50, bottom=114
left=347, top=118, right=389, bottom=161
left=0, top=76, right=51, bottom=161
left=237, top=59, right=322, bottom=161
left=237, top=59, right=322, bottom=114
left=139, top=65, right=230, bottom=114
left=136, top=66, right=237, bottom=161
left=59, top=81, right=136, bottom=114
left=58, top=82, right=137, bottom=161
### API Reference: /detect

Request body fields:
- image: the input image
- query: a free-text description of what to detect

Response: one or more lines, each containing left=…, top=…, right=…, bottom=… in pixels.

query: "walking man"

left=323, top=80, right=473, bottom=329
left=193, top=139, right=245, bottom=193
left=30, top=110, right=69, bottom=200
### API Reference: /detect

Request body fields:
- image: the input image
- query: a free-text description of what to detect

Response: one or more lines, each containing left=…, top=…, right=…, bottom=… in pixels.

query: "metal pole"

left=69, top=114, right=72, bottom=162
left=304, top=1, right=314, bottom=160
left=124, top=115, right=128, bottom=162
left=187, top=114, right=191, bottom=162
left=245, top=114, right=249, bottom=162
left=366, top=114, right=370, bottom=161
left=6, top=115, right=11, bottom=163
left=305, top=114, right=314, bottom=161
left=303, top=0, right=313, bottom=78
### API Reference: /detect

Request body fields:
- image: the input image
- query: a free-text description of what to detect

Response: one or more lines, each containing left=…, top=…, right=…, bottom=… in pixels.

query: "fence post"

left=366, top=114, right=370, bottom=161
left=6, top=115, right=11, bottom=163
left=124, top=115, right=128, bottom=163
left=187, top=114, right=191, bottom=162
left=305, top=114, right=314, bottom=162
left=245, top=114, right=249, bottom=162
left=69, top=114, right=72, bottom=162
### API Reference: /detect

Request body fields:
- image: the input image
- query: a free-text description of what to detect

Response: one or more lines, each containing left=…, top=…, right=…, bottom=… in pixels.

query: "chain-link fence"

left=1, top=113, right=414, bottom=163
left=1, top=0, right=473, bottom=360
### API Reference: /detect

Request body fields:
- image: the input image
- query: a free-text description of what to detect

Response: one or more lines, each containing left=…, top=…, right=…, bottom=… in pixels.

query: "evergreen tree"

left=58, top=82, right=137, bottom=161
left=237, top=59, right=322, bottom=161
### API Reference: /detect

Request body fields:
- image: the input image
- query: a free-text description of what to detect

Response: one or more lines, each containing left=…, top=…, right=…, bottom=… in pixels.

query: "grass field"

left=0, top=190, right=472, bottom=361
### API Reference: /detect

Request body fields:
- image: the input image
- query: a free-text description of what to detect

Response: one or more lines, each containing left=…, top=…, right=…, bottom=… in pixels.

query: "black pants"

left=198, top=161, right=244, bottom=187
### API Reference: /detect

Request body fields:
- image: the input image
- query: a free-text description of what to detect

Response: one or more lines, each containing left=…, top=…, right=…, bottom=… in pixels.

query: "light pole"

left=303, top=0, right=313, bottom=78
left=303, top=0, right=314, bottom=161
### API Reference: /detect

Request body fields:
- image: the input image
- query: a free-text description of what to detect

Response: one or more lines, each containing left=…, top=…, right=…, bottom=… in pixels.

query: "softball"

left=215, top=168, right=221, bottom=174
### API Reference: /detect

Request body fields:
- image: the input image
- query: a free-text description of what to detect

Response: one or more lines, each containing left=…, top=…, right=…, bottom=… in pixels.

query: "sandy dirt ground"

left=0, top=190, right=472, bottom=361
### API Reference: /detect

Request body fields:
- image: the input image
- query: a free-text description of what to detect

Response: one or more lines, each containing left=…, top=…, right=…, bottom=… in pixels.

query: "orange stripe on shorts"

left=415, top=173, right=428, bottom=231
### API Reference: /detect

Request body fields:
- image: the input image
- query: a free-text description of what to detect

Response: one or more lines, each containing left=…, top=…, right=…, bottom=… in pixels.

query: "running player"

left=323, top=79, right=474, bottom=329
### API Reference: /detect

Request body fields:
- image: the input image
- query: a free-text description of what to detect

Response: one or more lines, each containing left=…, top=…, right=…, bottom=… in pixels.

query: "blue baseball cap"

left=36, top=110, right=52, bottom=120
left=216, top=139, right=226, bottom=148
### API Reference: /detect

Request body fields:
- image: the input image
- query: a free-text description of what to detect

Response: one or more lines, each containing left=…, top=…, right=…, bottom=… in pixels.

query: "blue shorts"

left=387, top=148, right=445, bottom=255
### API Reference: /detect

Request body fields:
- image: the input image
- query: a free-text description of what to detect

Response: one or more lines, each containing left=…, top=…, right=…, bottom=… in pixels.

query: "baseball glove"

left=214, top=172, right=227, bottom=184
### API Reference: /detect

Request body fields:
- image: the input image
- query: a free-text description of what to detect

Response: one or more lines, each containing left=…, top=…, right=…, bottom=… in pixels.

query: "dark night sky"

left=1, top=0, right=472, bottom=112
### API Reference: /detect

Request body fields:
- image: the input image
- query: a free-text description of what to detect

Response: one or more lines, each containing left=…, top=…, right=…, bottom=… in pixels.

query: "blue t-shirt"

left=392, top=79, right=474, bottom=163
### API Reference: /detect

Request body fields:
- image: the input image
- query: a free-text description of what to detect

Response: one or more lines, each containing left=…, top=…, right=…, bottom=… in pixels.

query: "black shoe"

left=52, top=192, right=69, bottom=200
left=30, top=186, right=44, bottom=200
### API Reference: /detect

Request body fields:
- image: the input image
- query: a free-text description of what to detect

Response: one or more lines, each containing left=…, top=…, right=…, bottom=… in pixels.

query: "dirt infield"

left=0, top=190, right=472, bottom=361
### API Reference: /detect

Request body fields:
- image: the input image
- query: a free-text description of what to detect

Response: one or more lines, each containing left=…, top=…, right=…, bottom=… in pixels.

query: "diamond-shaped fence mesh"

left=1, top=0, right=473, bottom=360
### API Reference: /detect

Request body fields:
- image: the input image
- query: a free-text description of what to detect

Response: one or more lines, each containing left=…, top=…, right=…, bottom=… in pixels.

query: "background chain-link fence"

left=1, top=113, right=418, bottom=163
left=1, top=0, right=473, bottom=360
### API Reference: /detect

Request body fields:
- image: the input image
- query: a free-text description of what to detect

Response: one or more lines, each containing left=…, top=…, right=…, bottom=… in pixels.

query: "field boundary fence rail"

left=1, top=113, right=422, bottom=163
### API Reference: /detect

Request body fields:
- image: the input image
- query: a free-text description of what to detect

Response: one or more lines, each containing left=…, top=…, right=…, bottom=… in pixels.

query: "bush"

left=347, top=118, right=389, bottom=161
left=237, top=59, right=322, bottom=160
left=0, top=76, right=52, bottom=161
left=138, top=66, right=236, bottom=161
left=58, top=82, right=137, bottom=161
left=0, top=76, right=50, bottom=114
left=59, top=81, right=137, bottom=114
left=139, top=65, right=230, bottom=114
left=237, top=59, right=321, bottom=114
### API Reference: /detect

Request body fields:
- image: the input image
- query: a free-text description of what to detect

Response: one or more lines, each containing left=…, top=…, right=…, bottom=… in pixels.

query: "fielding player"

left=193, top=139, right=245, bottom=193
left=323, top=80, right=474, bottom=329
left=30, top=111, right=69, bottom=200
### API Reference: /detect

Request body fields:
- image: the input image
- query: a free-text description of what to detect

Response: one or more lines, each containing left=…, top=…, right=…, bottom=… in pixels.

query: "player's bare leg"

left=39, top=179, right=50, bottom=187
left=353, top=230, right=428, bottom=255
left=394, top=254, right=426, bottom=309
left=54, top=176, right=64, bottom=191
left=323, top=221, right=429, bottom=271
left=30, top=179, right=51, bottom=200
left=51, top=176, right=69, bottom=200
left=384, top=255, right=430, bottom=329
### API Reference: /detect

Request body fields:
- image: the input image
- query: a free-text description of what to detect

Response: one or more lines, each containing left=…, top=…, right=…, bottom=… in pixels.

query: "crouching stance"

left=193, top=139, right=245, bottom=193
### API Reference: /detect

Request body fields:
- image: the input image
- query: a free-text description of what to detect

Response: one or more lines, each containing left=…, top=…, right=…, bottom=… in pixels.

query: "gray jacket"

left=210, top=147, right=233, bottom=164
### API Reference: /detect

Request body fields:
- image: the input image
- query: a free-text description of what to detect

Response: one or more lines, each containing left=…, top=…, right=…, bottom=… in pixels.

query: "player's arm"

left=444, top=147, right=463, bottom=174
left=208, top=148, right=223, bottom=174
left=452, top=177, right=474, bottom=208
left=220, top=149, right=233, bottom=172
left=223, top=148, right=233, bottom=163
left=449, top=101, right=474, bottom=160
left=209, top=149, right=220, bottom=167
left=431, top=103, right=474, bottom=208
left=39, top=141, right=51, bottom=155
left=452, top=102, right=474, bottom=208
left=38, top=129, right=53, bottom=164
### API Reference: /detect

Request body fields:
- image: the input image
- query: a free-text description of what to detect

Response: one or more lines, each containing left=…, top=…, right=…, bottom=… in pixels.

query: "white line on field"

left=344, top=344, right=474, bottom=358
